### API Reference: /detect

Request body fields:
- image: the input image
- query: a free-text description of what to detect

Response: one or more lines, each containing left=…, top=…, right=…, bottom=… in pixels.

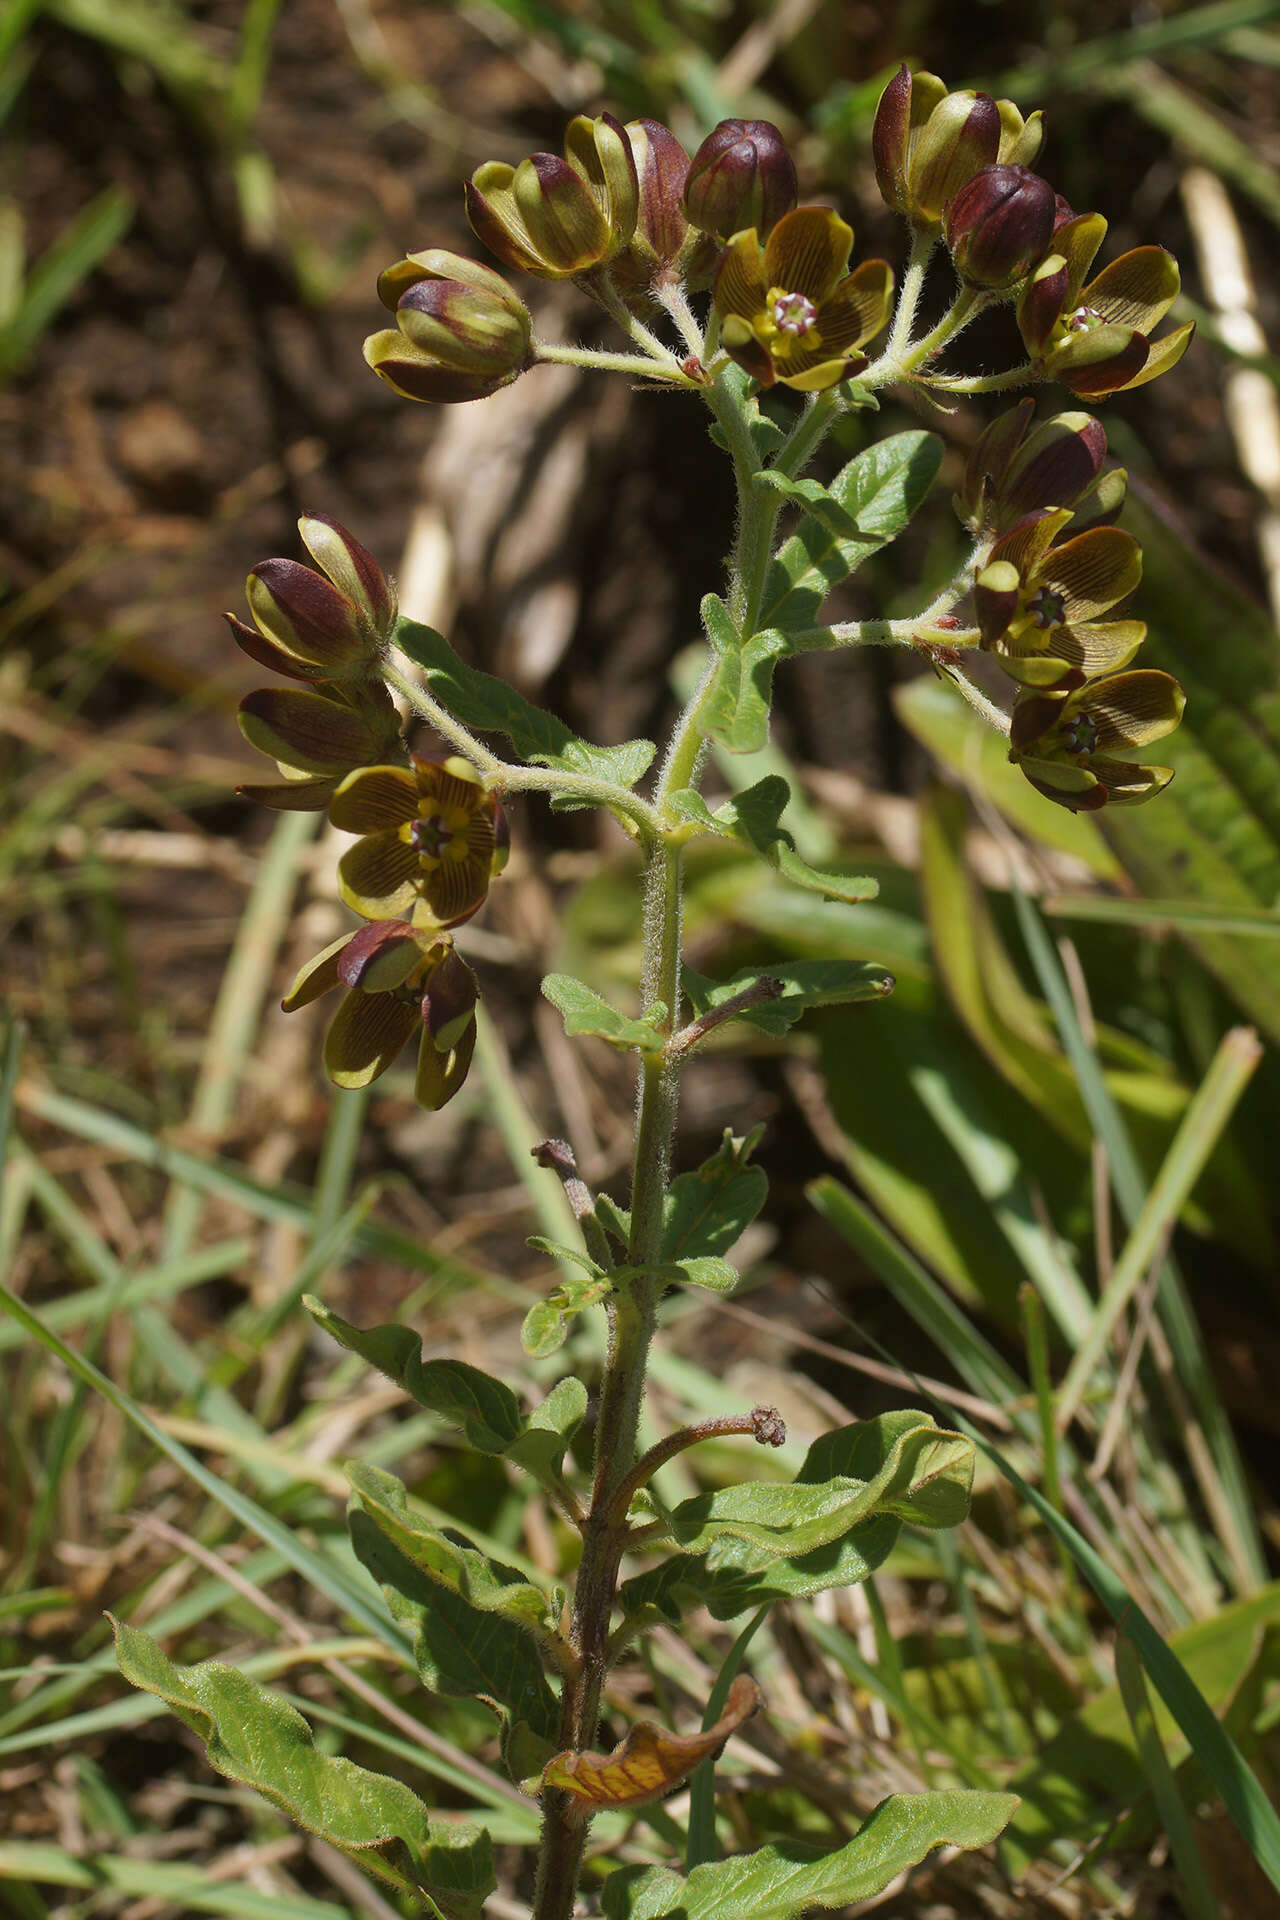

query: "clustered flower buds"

left=952, top=403, right=1184, bottom=811
left=365, top=252, right=532, bottom=404
left=465, top=112, right=639, bottom=280
left=231, top=516, right=401, bottom=811
left=681, top=118, right=798, bottom=242
left=943, top=164, right=1056, bottom=291
left=872, top=65, right=1043, bottom=233
left=231, top=518, right=510, bottom=1107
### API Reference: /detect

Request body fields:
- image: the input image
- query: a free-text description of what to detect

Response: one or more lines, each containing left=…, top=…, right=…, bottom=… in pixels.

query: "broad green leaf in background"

left=1002, top=1581, right=1280, bottom=1874
left=1094, top=494, right=1280, bottom=1046
left=600, top=1790, right=1018, bottom=1918
left=540, top=973, right=667, bottom=1052
left=111, top=1620, right=495, bottom=1914
left=760, top=430, right=944, bottom=632
left=395, top=619, right=655, bottom=797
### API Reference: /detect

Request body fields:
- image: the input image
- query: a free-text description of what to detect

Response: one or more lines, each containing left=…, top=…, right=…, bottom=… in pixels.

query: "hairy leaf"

left=761, top=430, right=944, bottom=633
left=668, top=780, right=878, bottom=904
left=504, top=1374, right=588, bottom=1486
left=621, top=1412, right=972, bottom=1621
left=683, top=960, right=895, bottom=1037
left=305, top=1298, right=522, bottom=1451
left=346, top=1462, right=556, bottom=1634
left=601, top=1790, right=1018, bottom=1918
left=348, top=1510, right=559, bottom=1746
left=535, top=1676, right=762, bottom=1809
left=661, top=1128, right=768, bottom=1261
left=395, top=619, right=655, bottom=798
left=540, top=974, right=667, bottom=1052
left=699, top=594, right=789, bottom=756
left=111, top=1618, right=494, bottom=1913
left=752, top=468, right=862, bottom=539
left=522, top=1268, right=613, bottom=1357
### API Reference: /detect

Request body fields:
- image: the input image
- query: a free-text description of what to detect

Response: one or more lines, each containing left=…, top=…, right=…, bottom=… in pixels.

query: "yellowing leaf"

left=536, top=1675, right=762, bottom=1811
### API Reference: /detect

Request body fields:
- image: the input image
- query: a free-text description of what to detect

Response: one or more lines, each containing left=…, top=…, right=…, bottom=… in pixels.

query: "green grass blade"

left=1116, top=1636, right=1223, bottom=1920
left=975, top=1431, right=1280, bottom=1896
left=1056, top=1027, right=1262, bottom=1433
left=163, top=808, right=318, bottom=1259
left=0, top=1280, right=411, bottom=1658
left=1012, top=888, right=1267, bottom=1593
left=1044, top=894, right=1280, bottom=936
left=0, top=1843, right=352, bottom=1918
left=0, top=186, right=133, bottom=374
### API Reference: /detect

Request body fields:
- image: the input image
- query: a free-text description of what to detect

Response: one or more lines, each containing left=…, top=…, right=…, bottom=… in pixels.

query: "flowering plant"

left=114, top=62, right=1194, bottom=1920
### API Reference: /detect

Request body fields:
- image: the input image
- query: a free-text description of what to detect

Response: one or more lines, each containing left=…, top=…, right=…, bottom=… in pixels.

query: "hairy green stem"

left=536, top=336, right=696, bottom=384
left=531, top=841, right=683, bottom=1920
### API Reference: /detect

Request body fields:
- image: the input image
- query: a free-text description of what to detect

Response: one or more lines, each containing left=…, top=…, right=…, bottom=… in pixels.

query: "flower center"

left=1066, top=303, right=1103, bottom=333
left=770, top=289, right=817, bottom=336
left=410, top=811, right=455, bottom=861
left=1027, top=585, right=1067, bottom=630
left=1061, top=713, right=1098, bottom=755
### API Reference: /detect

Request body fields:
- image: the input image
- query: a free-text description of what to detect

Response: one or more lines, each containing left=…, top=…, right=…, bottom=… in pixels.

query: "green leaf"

left=662, top=1254, right=740, bottom=1293
left=667, top=779, right=879, bottom=905
left=666, top=1410, right=972, bottom=1555
left=601, top=1790, right=1018, bottom=1918
left=706, top=361, right=785, bottom=461
left=699, top=594, right=789, bottom=756
left=504, top=1374, right=588, bottom=1486
left=661, top=1128, right=768, bottom=1261
left=751, top=467, right=862, bottom=539
left=307, top=1298, right=584, bottom=1487
left=348, top=1509, right=559, bottom=1747
left=111, top=1618, right=495, bottom=1913
left=619, top=1411, right=974, bottom=1621
left=618, top=1511, right=901, bottom=1625
left=346, top=1462, right=556, bottom=1635
left=760, top=430, right=944, bottom=632
left=540, top=973, right=667, bottom=1052
left=683, top=960, right=894, bottom=1037
left=521, top=1269, right=613, bottom=1357
left=395, top=618, right=655, bottom=799
left=304, top=1298, right=522, bottom=1452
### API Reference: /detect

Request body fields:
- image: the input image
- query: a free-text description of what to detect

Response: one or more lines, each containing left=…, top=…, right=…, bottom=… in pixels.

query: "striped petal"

left=330, top=765, right=420, bottom=833
left=1041, top=527, right=1141, bottom=621
left=324, top=989, right=420, bottom=1088
left=338, top=829, right=420, bottom=919
left=763, top=208, right=852, bottom=302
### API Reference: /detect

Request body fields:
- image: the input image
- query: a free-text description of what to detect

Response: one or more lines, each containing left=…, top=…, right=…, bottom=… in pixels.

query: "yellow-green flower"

left=974, top=508, right=1145, bottom=686
left=282, top=921, right=479, bottom=1108
left=1009, top=669, right=1184, bottom=812
left=713, top=207, right=893, bottom=392
left=330, top=755, right=508, bottom=926
left=1018, top=213, right=1194, bottom=397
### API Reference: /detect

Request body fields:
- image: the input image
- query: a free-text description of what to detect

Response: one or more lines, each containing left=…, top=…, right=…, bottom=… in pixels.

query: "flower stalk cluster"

left=217, top=62, right=1195, bottom=1920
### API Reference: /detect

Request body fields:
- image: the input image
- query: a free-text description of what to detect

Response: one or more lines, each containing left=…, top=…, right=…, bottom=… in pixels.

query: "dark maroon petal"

left=224, top=612, right=321, bottom=681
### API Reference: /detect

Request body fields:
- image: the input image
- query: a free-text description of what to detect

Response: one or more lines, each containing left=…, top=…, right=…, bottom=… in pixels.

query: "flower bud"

left=872, top=64, right=1044, bottom=232
left=364, top=250, right=532, bottom=404
left=609, top=119, right=698, bottom=304
left=465, top=113, right=638, bottom=280
left=230, top=517, right=395, bottom=684
left=682, top=119, right=797, bottom=241
left=959, top=403, right=1125, bottom=536
left=944, top=164, right=1056, bottom=290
